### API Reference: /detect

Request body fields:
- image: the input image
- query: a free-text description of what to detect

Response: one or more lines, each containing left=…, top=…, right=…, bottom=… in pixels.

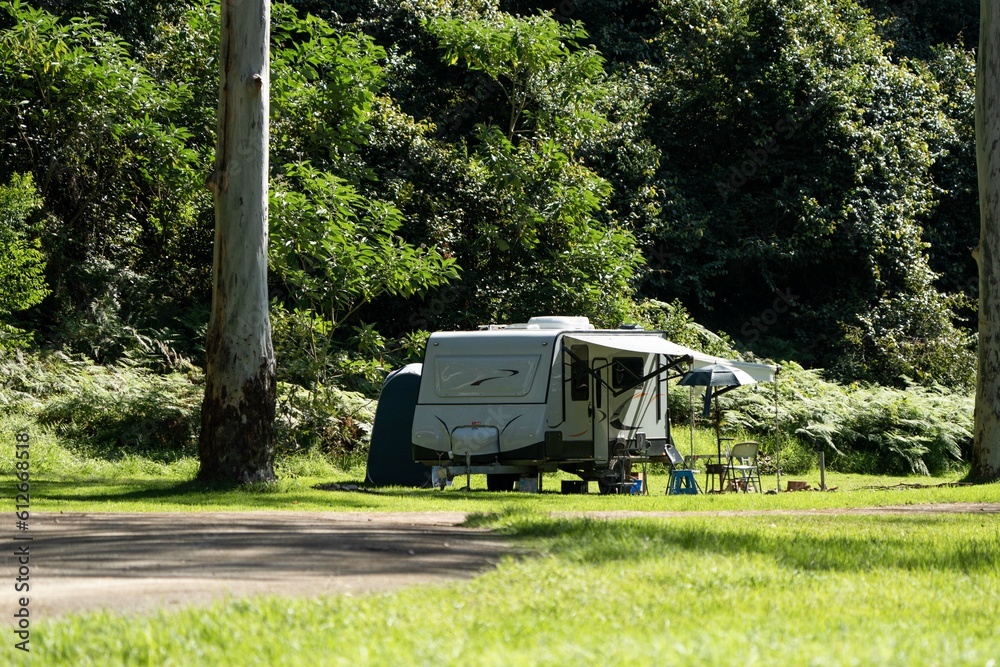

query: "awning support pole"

left=774, top=371, right=781, bottom=493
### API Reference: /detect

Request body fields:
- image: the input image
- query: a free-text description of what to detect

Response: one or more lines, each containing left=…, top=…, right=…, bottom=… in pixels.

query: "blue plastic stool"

left=667, top=469, right=699, bottom=495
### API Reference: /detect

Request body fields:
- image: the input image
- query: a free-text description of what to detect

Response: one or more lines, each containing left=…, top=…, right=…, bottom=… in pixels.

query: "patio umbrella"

left=679, top=363, right=756, bottom=460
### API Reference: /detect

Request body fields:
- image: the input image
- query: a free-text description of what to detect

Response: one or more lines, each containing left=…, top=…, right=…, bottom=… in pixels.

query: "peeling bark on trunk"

left=974, top=0, right=1000, bottom=480
left=199, top=0, right=276, bottom=484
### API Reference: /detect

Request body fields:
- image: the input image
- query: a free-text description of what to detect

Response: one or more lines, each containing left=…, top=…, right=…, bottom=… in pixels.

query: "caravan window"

left=434, top=355, right=541, bottom=397
left=612, top=357, right=644, bottom=389
left=570, top=345, right=589, bottom=401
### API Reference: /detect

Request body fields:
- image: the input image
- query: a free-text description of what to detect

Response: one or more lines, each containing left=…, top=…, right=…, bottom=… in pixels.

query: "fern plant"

left=721, top=363, right=972, bottom=475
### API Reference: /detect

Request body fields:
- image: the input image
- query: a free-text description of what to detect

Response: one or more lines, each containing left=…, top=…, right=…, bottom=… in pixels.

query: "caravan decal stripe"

left=500, top=414, right=523, bottom=435
left=469, top=369, right=520, bottom=386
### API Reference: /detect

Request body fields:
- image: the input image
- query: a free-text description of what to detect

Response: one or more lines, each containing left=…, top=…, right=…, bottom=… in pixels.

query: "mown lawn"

left=13, top=464, right=1000, bottom=515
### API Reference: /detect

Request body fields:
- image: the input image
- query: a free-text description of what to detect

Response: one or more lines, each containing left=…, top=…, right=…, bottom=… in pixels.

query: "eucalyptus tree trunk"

left=199, top=0, right=276, bottom=484
left=973, top=0, right=1000, bottom=480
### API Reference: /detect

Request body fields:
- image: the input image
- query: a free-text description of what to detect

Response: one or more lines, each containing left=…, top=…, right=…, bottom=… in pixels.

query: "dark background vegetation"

left=0, top=0, right=980, bottom=475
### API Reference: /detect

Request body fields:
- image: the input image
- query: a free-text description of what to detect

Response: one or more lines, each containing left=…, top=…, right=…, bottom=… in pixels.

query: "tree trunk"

left=973, top=0, right=1000, bottom=480
left=199, top=0, right=276, bottom=484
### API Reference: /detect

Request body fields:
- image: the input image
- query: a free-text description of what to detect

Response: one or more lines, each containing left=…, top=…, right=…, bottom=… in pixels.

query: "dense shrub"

left=724, top=363, right=972, bottom=476
left=766, top=435, right=816, bottom=475
left=0, top=351, right=378, bottom=464
left=275, top=382, right=375, bottom=462
left=3, top=353, right=205, bottom=458
left=0, top=173, right=48, bottom=349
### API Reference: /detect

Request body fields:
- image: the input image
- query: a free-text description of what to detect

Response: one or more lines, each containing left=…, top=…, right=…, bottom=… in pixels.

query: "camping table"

left=688, top=454, right=729, bottom=493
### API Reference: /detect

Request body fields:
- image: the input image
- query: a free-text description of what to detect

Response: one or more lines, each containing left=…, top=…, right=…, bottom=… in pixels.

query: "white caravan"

left=410, top=316, right=775, bottom=492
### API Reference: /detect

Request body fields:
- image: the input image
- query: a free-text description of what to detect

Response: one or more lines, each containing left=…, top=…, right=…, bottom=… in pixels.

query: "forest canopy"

left=0, top=0, right=979, bottom=390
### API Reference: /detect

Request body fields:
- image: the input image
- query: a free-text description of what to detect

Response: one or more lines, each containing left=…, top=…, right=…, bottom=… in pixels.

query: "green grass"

left=5, top=451, right=997, bottom=515
left=13, top=469, right=999, bottom=515
left=3, top=419, right=992, bottom=514
left=23, top=512, right=1000, bottom=666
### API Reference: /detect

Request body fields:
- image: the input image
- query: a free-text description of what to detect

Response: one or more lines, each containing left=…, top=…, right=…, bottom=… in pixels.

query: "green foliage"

left=142, top=0, right=218, bottom=149
left=458, top=128, right=642, bottom=326
left=269, top=304, right=385, bottom=399
left=0, top=1, right=207, bottom=356
left=270, top=163, right=459, bottom=329
left=0, top=348, right=379, bottom=465
left=0, top=0, right=982, bottom=471
left=724, top=363, right=972, bottom=476
left=838, top=287, right=976, bottom=388
left=0, top=1, right=199, bottom=248
left=629, top=0, right=973, bottom=386
left=25, top=0, right=196, bottom=55
left=859, top=0, right=978, bottom=60
left=427, top=12, right=608, bottom=143
left=921, top=44, right=978, bottom=306
left=421, top=12, right=643, bottom=327
left=0, top=173, right=47, bottom=348
left=271, top=3, right=387, bottom=176
left=768, top=434, right=816, bottom=475
left=275, top=382, right=375, bottom=462
left=0, top=351, right=203, bottom=456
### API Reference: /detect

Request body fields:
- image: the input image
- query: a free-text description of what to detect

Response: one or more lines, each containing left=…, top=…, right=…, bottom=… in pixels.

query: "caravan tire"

left=486, top=473, right=519, bottom=492
left=597, top=457, right=632, bottom=495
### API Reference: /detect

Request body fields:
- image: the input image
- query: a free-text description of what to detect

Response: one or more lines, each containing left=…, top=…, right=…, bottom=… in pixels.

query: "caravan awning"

left=563, top=333, right=697, bottom=358
left=563, top=333, right=777, bottom=383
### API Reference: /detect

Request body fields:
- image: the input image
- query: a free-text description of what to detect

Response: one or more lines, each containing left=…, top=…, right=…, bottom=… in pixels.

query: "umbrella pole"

left=714, top=393, right=722, bottom=461
left=689, top=386, right=695, bottom=459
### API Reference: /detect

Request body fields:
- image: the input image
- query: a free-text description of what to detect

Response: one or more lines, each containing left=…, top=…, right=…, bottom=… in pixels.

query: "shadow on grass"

left=26, top=479, right=380, bottom=510
left=18, top=476, right=553, bottom=511
left=322, top=481, right=561, bottom=502
left=482, top=514, right=1000, bottom=574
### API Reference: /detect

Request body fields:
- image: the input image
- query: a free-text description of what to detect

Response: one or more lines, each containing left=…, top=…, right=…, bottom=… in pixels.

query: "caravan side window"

left=570, top=345, right=589, bottom=401
left=434, top=355, right=541, bottom=397
left=612, top=357, right=644, bottom=389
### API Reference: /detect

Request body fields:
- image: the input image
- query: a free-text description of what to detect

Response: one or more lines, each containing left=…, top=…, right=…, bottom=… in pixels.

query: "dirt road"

left=18, top=511, right=510, bottom=618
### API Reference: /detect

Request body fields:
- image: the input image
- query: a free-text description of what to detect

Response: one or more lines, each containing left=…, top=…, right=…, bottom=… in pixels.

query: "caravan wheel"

left=597, top=458, right=632, bottom=495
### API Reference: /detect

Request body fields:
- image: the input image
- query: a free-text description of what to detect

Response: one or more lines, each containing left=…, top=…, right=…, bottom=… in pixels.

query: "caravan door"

left=592, top=355, right=611, bottom=464
left=563, top=343, right=592, bottom=445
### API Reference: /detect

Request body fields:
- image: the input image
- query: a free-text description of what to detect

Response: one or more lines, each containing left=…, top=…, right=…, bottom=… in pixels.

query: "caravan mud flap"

left=544, top=431, right=594, bottom=460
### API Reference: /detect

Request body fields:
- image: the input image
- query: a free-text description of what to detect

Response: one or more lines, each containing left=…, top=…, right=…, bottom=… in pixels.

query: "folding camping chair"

left=665, top=443, right=700, bottom=495
left=724, top=441, right=762, bottom=493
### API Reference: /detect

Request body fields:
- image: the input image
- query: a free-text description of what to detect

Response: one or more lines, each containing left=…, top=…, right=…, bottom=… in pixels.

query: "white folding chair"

left=724, top=441, right=761, bottom=493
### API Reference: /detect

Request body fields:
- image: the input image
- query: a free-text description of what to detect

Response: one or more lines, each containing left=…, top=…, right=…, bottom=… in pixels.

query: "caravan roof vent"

left=525, top=316, right=595, bottom=330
